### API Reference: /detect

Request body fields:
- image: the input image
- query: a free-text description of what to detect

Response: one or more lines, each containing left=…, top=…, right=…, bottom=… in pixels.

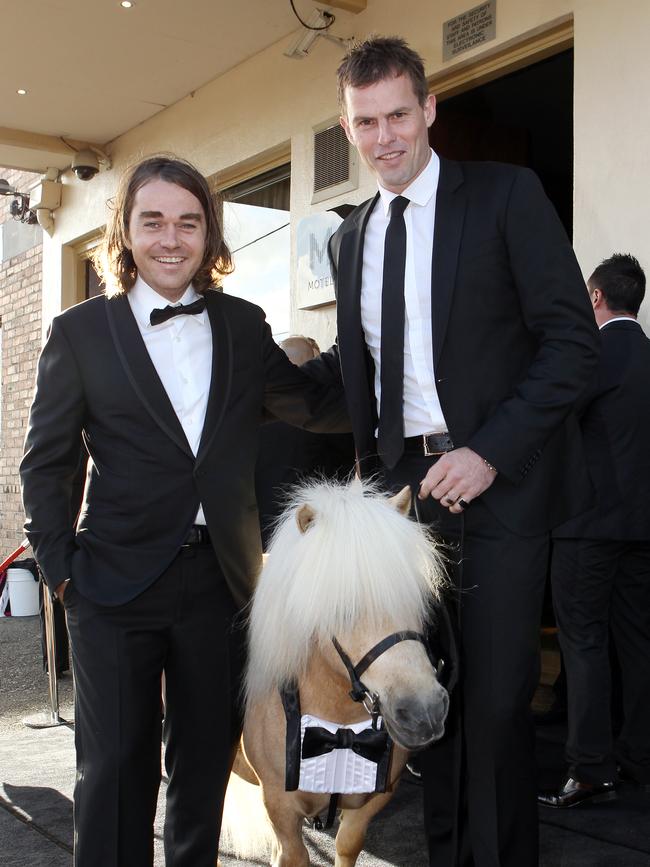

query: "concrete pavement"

left=2, top=613, right=649, bottom=866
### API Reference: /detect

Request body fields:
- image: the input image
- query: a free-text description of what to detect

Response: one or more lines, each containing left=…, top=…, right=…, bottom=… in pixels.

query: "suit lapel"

left=195, top=290, right=233, bottom=468
left=336, top=194, right=379, bottom=374
left=105, top=294, right=193, bottom=458
left=431, top=159, right=466, bottom=367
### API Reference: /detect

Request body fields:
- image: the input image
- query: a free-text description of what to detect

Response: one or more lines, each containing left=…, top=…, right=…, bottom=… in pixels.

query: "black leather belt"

left=182, top=525, right=211, bottom=546
left=403, top=432, right=454, bottom=456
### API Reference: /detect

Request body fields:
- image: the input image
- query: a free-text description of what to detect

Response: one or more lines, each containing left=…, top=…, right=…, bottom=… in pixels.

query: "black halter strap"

left=332, top=631, right=427, bottom=704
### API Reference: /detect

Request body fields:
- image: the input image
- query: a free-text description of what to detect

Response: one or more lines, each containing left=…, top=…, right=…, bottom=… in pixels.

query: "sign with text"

left=443, top=1, right=496, bottom=61
left=296, top=211, right=343, bottom=309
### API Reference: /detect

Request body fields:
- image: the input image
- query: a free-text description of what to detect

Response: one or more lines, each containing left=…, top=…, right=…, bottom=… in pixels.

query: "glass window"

left=221, top=164, right=290, bottom=341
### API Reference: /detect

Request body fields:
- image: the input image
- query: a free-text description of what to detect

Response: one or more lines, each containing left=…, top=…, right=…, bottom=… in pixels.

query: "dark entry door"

left=430, top=49, right=573, bottom=237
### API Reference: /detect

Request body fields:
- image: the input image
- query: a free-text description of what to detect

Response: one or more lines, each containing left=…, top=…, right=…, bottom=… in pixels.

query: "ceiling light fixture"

left=0, top=179, right=18, bottom=196
left=17, top=88, right=27, bottom=95
left=120, top=1, right=134, bottom=7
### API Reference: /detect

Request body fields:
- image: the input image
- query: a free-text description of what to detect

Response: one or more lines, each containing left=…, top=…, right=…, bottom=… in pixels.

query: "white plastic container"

left=7, top=567, right=39, bottom=617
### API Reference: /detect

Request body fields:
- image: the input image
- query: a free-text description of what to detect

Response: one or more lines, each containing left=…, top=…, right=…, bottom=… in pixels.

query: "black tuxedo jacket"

left=308, top=159, right=600, bottom=536
left=255, top=422, right=355, bottom=548
left=21, top=289, right=346, bottom=607
left=554, top=319, right=650, bottom=540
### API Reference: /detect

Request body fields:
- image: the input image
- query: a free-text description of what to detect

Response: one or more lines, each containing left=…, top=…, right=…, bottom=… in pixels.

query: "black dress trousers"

left=383, top=451, right=547, bottom=867
left=64, top=543, right=244, bottom=867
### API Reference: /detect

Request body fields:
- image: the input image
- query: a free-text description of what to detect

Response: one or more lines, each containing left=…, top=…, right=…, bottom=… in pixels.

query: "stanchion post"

left=43, top=585, right=61, bottom=723
left=23, top=578, right=68, bottom=729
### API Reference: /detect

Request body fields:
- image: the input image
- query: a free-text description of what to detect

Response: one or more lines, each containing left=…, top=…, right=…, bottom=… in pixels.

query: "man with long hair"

left=20, top=155, right=345, bottom=866
left=306, top=36, right=600, bottom=867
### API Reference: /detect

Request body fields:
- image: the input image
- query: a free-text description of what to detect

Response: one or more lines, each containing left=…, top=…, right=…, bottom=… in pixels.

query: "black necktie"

left=149, top=297, right=206, bottom=326
left=377, top=195, right=409, bottom=469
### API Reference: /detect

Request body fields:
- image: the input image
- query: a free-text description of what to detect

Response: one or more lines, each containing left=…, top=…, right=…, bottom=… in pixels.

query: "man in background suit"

left=255, top=335, right=355, bottom=548
left=306, top=37, right=599, bottom=867
left=20, top=156, right=345, bottom=867
left=539, top=253, right=650, bottom=808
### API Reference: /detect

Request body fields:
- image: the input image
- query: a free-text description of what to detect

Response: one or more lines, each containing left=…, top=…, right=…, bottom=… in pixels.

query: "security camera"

left=71, top=149, right=100, bottom=181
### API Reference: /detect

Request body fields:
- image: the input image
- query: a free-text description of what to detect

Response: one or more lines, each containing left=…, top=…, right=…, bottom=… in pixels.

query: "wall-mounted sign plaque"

left=443, top=1, right=496, bottom=61
left=296, top=211, right=343, bottom=309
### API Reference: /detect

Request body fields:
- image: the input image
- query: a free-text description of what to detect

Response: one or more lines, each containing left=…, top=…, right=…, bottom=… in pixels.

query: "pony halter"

left=331, top=631, right=444, bottom=723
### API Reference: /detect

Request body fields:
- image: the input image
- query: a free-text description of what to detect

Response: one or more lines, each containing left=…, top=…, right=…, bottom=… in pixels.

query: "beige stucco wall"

left=44, top=0, right=650, bottom=340
left=573, top=0, right=650, bottom=303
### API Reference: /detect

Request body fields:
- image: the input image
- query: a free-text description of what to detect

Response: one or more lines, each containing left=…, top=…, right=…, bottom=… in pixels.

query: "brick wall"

left=0, top=168, right=42, bottom=559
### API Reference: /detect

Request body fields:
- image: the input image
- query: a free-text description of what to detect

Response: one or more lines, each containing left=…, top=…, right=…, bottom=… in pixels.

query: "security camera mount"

left=284, top=7, right=352, bottom=59
left=71, top=145, right=112, bottom=181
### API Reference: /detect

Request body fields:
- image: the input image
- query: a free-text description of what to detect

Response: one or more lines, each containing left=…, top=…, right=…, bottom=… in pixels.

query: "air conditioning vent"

left=311, top=121, right=358, bottom=204
left=313, top=124, right=351, bottom=194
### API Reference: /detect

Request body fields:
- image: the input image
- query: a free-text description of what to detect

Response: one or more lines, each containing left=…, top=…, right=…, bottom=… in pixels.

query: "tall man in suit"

left=20, top=156, right=345, bottom=867
left=539, top=253, right=650, bottom=808
left=306, top=37, right=600, bottom=867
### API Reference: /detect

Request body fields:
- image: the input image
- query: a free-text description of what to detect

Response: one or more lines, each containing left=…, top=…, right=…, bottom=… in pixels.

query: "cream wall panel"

left=573, top=0, right=650, bottom=330
left=42, top=0, right=650, bottom=336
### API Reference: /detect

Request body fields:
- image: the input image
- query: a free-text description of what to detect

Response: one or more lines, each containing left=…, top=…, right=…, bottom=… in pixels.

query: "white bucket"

left=7, top=568, right=40, bottom=617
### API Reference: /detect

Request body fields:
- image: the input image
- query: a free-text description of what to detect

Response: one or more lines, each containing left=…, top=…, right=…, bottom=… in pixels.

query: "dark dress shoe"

left=538, top=776, right=617, bottom=808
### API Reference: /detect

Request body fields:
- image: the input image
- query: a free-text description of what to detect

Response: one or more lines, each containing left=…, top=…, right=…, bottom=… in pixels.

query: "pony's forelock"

left=245, top=478, right=446, bottom=708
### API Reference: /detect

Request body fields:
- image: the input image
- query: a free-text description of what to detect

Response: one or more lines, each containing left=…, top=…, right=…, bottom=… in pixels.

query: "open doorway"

left=430, top=48, right=573, bottom=237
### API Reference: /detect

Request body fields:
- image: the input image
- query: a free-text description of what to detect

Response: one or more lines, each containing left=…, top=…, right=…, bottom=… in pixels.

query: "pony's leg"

left=264, top=800, right=310, bottom=867
left=334, top=792, right=395, bottom=867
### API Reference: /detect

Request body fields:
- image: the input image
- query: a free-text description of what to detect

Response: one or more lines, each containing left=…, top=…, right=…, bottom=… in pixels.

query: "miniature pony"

left=232, top=479, right=449, bottom=866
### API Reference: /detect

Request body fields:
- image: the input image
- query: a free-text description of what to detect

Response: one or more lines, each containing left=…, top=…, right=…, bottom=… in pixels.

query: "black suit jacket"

left=554, top=319, right=650, bottom=540
left=307, top=159, right=600, bottom=536
left=255, top=422, right=355, bottom=548
left=20, top=289, right=346, bottom=608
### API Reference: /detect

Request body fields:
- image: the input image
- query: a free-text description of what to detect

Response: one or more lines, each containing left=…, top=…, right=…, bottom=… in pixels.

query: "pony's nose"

left=433, top=687, right=450, bottom=729
left=391, top=687, right=449, bottom=744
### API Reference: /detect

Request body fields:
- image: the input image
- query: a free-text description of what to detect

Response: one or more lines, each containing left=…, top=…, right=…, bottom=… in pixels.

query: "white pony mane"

left=245, top=478, right=446, bottom=705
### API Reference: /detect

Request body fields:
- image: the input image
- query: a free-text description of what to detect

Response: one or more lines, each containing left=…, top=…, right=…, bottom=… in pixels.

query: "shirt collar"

left=377, top=148, right=440, bottom=216
left=599, top=315, right=638, bottom=330
left=129, top=276, right=204, bottom=330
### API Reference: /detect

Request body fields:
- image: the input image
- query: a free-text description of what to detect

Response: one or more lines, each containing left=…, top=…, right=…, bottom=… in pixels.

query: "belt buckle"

left=423, top=434, right=437, bottom=457
left=423, top=433, right=447, bottom=457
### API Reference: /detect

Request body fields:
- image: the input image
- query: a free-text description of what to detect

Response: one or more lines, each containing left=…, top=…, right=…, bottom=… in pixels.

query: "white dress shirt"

left=128, top=277, right=212, bottom=524
left=360, top=148, right=448, bottom=437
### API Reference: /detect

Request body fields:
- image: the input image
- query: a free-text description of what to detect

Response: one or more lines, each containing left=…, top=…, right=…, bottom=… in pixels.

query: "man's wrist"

left=482, top=457, right=497, bottom=475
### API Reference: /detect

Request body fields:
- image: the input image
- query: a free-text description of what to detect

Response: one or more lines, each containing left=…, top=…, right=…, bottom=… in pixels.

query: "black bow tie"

left=149, top=298, right=206, bottom=326
left=301, top=725, right=389, bottom=764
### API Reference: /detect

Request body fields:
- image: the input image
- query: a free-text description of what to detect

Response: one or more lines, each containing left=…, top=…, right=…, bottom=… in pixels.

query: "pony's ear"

left=296, top=503, right=316, bottom=534
left=388, top=485, right=411, bottom=515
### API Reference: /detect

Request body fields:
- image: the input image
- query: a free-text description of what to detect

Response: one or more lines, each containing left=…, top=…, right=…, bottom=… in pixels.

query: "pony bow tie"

left=150, top=298, right=205, bottom=326
left=301, top=725, right=388, bottom=764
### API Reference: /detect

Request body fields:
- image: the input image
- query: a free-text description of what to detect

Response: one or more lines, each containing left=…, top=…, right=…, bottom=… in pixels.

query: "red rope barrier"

left=0, top=539, right=31, bottom=573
